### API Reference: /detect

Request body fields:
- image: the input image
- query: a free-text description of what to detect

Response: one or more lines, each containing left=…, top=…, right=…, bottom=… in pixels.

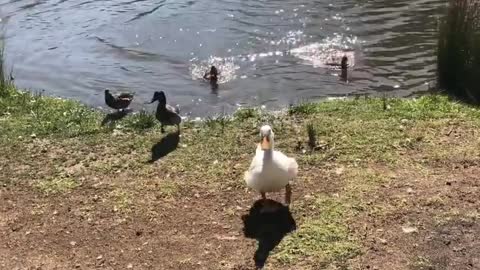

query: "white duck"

left=244, top=125, right=298, bottom=205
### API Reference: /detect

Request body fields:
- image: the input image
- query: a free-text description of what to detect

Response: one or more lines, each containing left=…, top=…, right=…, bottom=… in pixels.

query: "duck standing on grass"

left=244, top=125, right=298, bottom=206
left=148, top=91, right=181, bottom=133
left=104, top=89, right=134, bottom=112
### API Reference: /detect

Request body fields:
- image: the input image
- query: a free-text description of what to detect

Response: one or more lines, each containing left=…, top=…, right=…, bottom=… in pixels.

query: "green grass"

left=34, top=176, right=79, bottom=195
left=409, top=256, right=434, bottom=270
left=109, top=189, right=133, bottom=212
left=0, top=87, right=167, bottom=140
left=233, top=107, right=261, bottom=121
left=289, top=95, right=480, bottom=120
left=156, top=181, right=181, bottom=198
left=124, top=110, right=157, bottom=131
left=273, top=196, right=361, bottom=267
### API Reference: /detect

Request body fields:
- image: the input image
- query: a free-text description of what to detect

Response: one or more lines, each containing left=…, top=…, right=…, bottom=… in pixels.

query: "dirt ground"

left=2, top=154, right=479, bottom=270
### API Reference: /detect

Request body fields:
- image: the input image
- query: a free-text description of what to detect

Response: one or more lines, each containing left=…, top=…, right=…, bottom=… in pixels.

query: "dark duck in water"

left=104, top=89, right=134, bottom=112
left=149, top=91, right=181, bottom=133
left=341, top=56, right=349, bottom=70
left=340, top=56, right=349, bottom=82
left=204, top=66, right=219, bottom=83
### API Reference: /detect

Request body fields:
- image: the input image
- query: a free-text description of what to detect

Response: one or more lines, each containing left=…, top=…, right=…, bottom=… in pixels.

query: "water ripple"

left=127, top=0, right=167, bottom=22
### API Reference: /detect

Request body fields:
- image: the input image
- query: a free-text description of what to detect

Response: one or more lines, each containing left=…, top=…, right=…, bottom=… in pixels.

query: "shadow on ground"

left=242, top=199, right=296, bottom=269
left=149, top=130, right=180, bottom=163
left=101, top=110, right=130, bottom=126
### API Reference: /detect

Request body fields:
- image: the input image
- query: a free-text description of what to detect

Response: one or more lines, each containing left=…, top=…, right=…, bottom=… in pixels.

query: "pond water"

left=1, top=0, right=445, bottom=116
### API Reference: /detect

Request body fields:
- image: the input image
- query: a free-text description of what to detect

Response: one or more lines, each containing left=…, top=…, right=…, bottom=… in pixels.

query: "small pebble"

left=335, top=167, right=345, bottom=175
left=402, top=225, right=418, bottom=234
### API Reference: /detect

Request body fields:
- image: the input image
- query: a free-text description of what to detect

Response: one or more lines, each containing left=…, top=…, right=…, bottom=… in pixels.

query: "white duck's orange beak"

left=261, top=135, right=271, bottom=150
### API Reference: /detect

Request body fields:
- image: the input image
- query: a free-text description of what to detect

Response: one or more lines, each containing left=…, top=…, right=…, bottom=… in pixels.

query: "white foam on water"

left=290, top=34, right=358, bottom=68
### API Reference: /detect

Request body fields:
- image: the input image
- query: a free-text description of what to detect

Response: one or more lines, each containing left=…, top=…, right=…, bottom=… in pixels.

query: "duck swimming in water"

left=104, top=89, right=134, bottom=112
left=149, top=91, right=181, bottom=133
left=340, top=55, right=348, bottom=82
left=204, top=66, right=219, bottom=83
left=341, top=56, right=348, bottom=70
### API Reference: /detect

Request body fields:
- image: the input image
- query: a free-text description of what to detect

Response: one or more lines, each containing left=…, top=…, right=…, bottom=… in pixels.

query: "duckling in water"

left=149, top=91, right=181, bottom=133
left=104, top=89, right=134, bottom=112
left=204, top=66, right=219, bottom=91
left=340, top=56, right=348, bottom=82
left=204, top=66, right=218, bottom=82
left=341, top=56, right=348, bottom=70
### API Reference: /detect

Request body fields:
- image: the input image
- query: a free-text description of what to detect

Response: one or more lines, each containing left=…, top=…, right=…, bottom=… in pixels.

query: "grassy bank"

left=1, top=86, right=480, bottom=269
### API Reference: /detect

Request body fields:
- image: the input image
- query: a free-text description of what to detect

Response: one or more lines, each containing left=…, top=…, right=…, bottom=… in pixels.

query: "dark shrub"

left=437, top=0, right=480, bottom=103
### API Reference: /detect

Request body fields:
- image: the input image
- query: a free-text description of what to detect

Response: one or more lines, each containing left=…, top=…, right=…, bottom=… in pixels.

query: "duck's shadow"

left=101, top=110, right=130, bottom=126
left=242, top=199, right=297, bottom=269
left=148, top=130, right=180, bottom=163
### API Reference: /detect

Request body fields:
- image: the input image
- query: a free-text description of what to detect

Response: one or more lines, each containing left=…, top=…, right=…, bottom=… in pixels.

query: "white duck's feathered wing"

left=245, top=147, right=298, bottom=193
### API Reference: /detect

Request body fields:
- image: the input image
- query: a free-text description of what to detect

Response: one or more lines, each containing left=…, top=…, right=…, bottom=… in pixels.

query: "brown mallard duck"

left=105, top=89, right=134, bottom=112
left=149, top=91, right=181, bottom=133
